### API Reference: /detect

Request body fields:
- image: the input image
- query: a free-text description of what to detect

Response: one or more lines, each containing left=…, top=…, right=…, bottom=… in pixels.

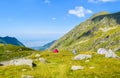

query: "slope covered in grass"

left=0, top=44, right=34, bottom=61
left=0, top=51, right=120, bottom=78
left=49, top=12, right=120, bottom=52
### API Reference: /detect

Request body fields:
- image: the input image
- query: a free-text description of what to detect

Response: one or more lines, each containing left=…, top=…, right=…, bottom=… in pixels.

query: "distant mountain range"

left=49, top=12, right=120, bottom=52
left=0, top=36, right=25, bottom=46
left=32, top=40, right=56, bottom=50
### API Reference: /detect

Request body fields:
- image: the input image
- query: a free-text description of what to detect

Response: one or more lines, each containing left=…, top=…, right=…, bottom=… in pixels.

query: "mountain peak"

left=0, top=36, right=25, bottom=46
left=49, top=11, right=120, bottom=52
left=91, top=11, right=110, bottom=19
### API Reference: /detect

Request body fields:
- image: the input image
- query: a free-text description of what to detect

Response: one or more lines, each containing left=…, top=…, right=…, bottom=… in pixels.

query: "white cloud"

left=44, top=0, right=50, bottom=4
left=68, top=6, right=93, bottom=18
left=52, top=17, right=56, bottom=20
left=88, top=0, right=116, bottom=3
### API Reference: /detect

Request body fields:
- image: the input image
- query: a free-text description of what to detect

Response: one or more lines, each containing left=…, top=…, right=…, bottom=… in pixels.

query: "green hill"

left=49, top=12, right=120, bottom=52
left=0, top=44, right=33, bottom=61
left=0, top=36, right=25, bottom=46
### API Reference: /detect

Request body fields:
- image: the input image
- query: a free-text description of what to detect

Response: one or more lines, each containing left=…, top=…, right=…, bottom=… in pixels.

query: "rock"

left=73, top=54, right=92, bottom=60
left=85, top=60, right=89, bottom=62
left=39, top=58, right=46, bottom=63
left=89, top=66, right=95, bottom=69
left=12, top=59, right=33, bottom=67
left=35, top=54, right=41, bottom=58
left=22, top=69, right=27, bottom=72
left=21, top=74, right=34, bottom=78
left=71, top=66, right=84, bottom=70
left=0, top=63, right=4, bottom=66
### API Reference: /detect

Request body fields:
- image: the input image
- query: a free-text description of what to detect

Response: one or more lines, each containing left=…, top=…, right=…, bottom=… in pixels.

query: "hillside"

left=49, top=12, right=120, bottom=52
left=0, top=44, right=33, bottom=61
left=0, top=36, right=25, bottom=46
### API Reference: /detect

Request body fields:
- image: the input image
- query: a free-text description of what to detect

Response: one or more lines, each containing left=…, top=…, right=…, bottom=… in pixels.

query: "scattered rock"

left=1, top=59, right=34, bottom=67
left=0, top=63, right=4, bottom=66
left=39, top=58, right=46, bottom=63
left=71, top=65, right=84, bottom=70
left=22, top=69, right=27, bottom=72
left=12, top=59, right=33, bottom=67
left=85, top=60, right=89, bottom=62
left=35, top=54, right=41, bottom=58
left=21, top=74, right=34, bottom=78
left=73, top=54, right=92, bottom=60
left=89, top=66, right=95, bottom=69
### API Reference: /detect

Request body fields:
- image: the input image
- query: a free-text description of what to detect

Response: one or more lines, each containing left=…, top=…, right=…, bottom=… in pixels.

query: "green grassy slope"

left=0, top=51, right=120, bottom=78
left=0, top=44, right=34, bottom=61
left=49, top=12, right=120, bottom=52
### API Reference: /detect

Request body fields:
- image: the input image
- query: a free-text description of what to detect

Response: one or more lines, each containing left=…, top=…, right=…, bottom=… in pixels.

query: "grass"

left=0, top=50, right=120, bottom=78
left=0, top=44, right=34, bottom=61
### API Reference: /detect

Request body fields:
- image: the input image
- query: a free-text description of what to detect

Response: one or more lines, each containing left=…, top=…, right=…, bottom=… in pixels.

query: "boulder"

left=1, top=59, right=34, bottom=67
left=71, top=66, right=84, bottom=70
left=85, top=60, right=89, bottom=62
left=22, top=74, right=34, bottom=78
left=12, top=59, right=33, bottom=67
left=89, top=66, right=95, bottom=69
left=35, top=54, right=41, bottom=58
left=73, top=54, right=92, bottom=60
left=39, top=58, right=46, bottom=63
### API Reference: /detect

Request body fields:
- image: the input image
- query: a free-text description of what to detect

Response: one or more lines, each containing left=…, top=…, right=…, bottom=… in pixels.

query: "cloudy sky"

left=0, top=0, right=119, bottom=47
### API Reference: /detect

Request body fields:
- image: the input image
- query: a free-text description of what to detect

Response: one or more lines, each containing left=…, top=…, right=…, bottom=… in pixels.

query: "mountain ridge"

left=49, top=11, right=120, bottom=52
left=0, top=36, right=25, bottom=46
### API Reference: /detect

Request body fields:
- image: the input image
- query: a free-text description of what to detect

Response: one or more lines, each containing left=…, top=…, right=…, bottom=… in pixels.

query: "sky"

left=0, top=0, right=120, bottom=47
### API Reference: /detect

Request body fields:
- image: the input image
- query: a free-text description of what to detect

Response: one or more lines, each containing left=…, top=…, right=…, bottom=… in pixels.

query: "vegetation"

left=0, top=44, right=34, bottom=61
left=0, top=12, right=120, bottom=78
left=0, top=51, right=120, bottom=78
left=49, top=12, right=120, bottom=52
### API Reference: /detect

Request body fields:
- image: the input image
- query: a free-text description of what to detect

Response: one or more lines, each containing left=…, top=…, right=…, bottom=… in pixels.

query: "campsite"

left=0, top=0, right=120, bottom=78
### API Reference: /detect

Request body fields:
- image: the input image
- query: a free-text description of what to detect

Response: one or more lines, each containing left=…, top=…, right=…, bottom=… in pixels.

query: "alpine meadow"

left=0, top=0, right=120, bottom=78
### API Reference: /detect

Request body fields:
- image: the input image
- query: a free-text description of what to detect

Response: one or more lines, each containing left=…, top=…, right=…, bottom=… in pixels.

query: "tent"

left=72, top=49, right=77, bottom=54
left=97, top=48, right=107, bottom=54
left=53, top=49, right=59, bottom=53
left=105, top=49, right=117, bottom=58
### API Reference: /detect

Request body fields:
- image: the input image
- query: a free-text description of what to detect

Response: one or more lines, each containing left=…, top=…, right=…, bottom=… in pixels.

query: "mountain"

left=32, top=40, right=56, bottom=51
left=0, top=36, right=25, bottom=46
left=49, top=12, right=120, bottom=52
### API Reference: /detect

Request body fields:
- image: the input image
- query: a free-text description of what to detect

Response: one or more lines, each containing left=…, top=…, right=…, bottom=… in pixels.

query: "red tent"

left=53, top=49, right=59, bottom=53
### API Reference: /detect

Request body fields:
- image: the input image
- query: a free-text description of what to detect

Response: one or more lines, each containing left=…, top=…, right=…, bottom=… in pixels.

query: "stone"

left=71, top=66, right=84, bottom=70
left=85, top=60, right=89, bottom=62
left=89, top=66, right=95, bottom=69
left=73, top=54, right=92, bottom=60
left=22, top=69, right=27, bottom=72
left=35, top=54, right=41, bottom=58
left=39, top=58, right=46, bottom=63
left=21, top=74, right=34, bottom=78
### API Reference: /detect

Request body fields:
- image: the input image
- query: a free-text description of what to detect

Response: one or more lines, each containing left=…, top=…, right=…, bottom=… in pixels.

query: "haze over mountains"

left=49, top=12, right=120, bottom=52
